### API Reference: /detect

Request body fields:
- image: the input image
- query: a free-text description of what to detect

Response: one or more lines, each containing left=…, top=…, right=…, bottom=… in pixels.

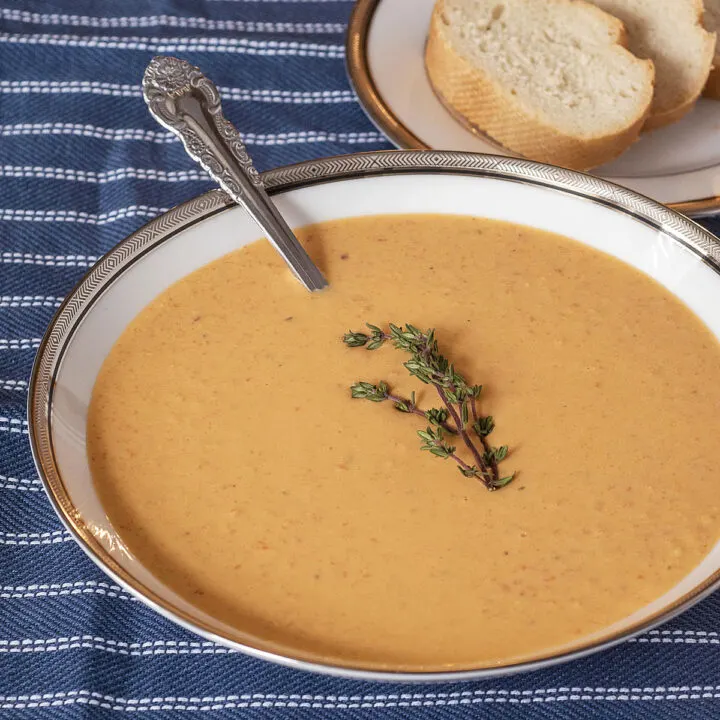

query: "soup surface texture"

left=88, top=214, right=720, bottom=671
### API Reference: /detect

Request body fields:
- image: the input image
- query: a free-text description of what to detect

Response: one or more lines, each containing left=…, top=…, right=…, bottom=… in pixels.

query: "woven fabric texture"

left=1, top=0, right=719, bottom=717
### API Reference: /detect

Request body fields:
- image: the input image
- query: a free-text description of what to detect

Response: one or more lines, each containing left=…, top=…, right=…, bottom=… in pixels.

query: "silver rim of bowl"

left=28, top=150, right=720, bottom=682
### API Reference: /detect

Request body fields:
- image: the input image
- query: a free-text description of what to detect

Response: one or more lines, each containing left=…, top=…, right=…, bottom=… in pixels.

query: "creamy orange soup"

left=88, top=215, right=720, bottom=671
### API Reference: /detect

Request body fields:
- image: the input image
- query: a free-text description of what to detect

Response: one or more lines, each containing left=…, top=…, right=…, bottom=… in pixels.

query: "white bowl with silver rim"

left=29, top=150, right=720, bottom=682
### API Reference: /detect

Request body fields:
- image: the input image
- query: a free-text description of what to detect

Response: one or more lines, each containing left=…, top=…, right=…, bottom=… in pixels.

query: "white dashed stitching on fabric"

left=1, top=687, right=720, bottom=709
left=0, top=206, right=167, bottom=225
left=0, top=473, right=42, bottom=491
left=0, top=530, right=72, bottom=546
left=0, top=127, right=380, bottom=149
left=0, top=82, right=356, bottom=102
left=0, top=166, right=207, bottom=184
left=0, top=637, right=235, bottom=656
left=2, top=629, right=718, bottom=657
left=0, top=10, right=345, bottom=33
left=0, top=34, right=345, bottom=58
left=0, top=582, right=135, bottom=601
left=0, top=295, right=63, bottom=307
left=0, top=338, right=42, bottom=350
left=0, top=416, right=29, bottom=434
left=1, top=252, right=99, bottom=267
left=0, top=379, right=27, bottom=391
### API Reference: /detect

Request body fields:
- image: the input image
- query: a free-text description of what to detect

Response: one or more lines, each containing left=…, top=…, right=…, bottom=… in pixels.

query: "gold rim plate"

left=346, top=0, right=720, bottom=218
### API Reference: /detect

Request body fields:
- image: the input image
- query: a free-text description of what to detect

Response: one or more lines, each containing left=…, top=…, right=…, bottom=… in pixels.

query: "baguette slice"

left=426, top=0, right=654, bottom=170
left=590, top=0, right=715, bottom=128
left=703, top=0, right=720, bottom=97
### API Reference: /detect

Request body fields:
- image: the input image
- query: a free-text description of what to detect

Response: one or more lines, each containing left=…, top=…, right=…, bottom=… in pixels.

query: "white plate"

left=29, top=151, right=720, bottom=682
left=347, top=0, right=720, bottom=216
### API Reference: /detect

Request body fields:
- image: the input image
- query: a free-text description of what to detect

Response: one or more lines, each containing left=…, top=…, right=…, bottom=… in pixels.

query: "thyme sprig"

left=343, top=323, right=515, bottom=491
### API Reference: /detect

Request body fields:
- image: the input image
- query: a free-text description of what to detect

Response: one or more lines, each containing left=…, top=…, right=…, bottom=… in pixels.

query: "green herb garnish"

left=343, top=324, right=515, bottom=491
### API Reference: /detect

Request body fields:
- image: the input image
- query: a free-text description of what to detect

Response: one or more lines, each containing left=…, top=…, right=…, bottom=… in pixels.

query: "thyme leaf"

left=344, top=324, right=515, bottom=491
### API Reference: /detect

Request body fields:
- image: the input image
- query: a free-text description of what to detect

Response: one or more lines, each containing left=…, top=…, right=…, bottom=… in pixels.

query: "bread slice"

left=425, top=0, right=655, bottom=170
left=703, top=0, right=720, bottom=97
left=589, top=0, right=715, bottom=128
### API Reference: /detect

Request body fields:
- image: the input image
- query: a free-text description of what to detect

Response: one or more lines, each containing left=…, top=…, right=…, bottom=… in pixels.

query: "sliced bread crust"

left=590, top=0, right=715, bottom=128
left=706, top=65, right=720, bottom=99
left=425, top=0, right=655, bottom=170
left=703, top=0, right=720, bottom=98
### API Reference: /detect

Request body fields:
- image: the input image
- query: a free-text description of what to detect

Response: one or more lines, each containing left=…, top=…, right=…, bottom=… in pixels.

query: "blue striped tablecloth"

left=1, top=1, right=720, bottom=717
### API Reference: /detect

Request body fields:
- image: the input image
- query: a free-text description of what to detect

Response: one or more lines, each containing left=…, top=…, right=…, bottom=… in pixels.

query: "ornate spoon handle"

left=142, top=56, right=328, bottom=292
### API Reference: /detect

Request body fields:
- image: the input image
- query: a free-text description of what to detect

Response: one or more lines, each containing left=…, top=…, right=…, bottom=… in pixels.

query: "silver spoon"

left=142, top=56, right=328, bottom=292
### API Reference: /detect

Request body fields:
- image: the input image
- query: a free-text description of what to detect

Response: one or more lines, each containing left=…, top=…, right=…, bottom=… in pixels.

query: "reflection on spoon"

left=142, top=55, right=328, bottom=292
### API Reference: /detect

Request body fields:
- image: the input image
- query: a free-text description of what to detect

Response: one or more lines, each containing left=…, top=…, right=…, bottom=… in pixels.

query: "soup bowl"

left=29, top=150, right=720, bottom=682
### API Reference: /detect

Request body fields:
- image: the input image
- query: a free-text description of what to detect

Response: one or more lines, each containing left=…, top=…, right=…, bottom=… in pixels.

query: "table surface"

left=1, top=1, right=720, bottom=717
